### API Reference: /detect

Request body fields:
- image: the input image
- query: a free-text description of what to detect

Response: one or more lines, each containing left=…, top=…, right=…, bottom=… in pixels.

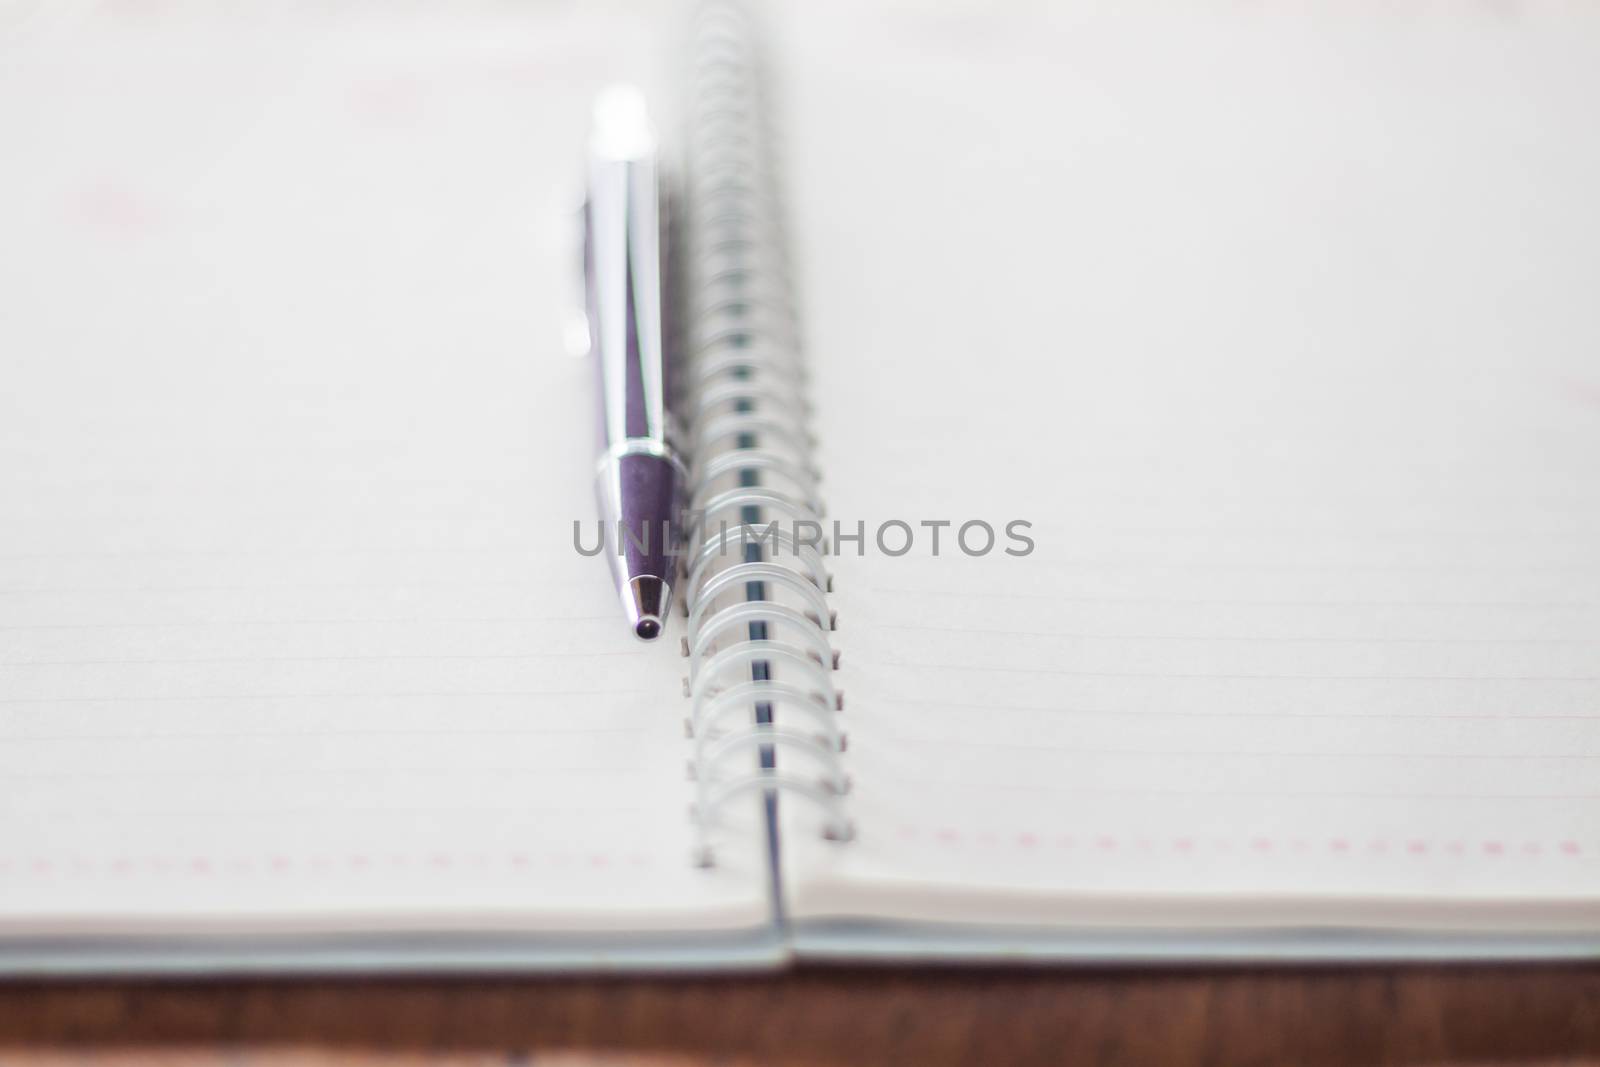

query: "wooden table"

left=3, top=964, right=1599, bottom=1065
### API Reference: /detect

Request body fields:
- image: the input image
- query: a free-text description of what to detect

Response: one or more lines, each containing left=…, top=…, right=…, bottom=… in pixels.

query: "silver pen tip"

left=624, top=575, right=670, bottom=642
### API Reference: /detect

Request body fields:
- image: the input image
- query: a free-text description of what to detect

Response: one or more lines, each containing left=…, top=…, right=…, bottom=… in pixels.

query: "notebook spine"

left=679, top=2, right=852, bottom=868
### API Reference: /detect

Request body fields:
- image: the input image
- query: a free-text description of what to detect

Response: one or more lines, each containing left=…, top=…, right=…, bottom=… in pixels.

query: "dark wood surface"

left=2, top=964, right=1599, bottom=1066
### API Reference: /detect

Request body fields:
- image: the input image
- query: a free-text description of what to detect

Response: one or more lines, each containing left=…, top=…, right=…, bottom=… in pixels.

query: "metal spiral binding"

left=680, top=1, right=852, bottom=867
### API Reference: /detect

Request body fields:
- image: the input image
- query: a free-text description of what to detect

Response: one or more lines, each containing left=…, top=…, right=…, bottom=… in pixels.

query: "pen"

left=583, top=86, right=682, bottom=641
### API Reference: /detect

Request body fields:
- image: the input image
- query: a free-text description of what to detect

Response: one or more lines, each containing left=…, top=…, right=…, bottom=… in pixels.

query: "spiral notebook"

left=2, top=1, right=1598, bottom=973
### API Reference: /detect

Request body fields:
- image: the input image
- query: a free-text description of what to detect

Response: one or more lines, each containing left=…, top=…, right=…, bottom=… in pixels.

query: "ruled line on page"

left=0, top=651, right=649, bottom=666
left=861, top=775, right=1600, bottom=802
left=858, top=586, right=1600, bottom=608
left=0, top=726, right=652, bottom=740
left=0, top=853, right=665, bottom=878
left=869, top=738, right=1600, bottom=761
left=877, top=828, right=1599, bottom=860
left=872, top=623, right=1600, bottom=645
left=0, top=580, right=565, bottom=594
left=0, top=688, right=656, bottom=705
left=0, top=546, right=553, bottom=560
left=869, top=698, right=1600, bottom=721
left=851, top=656, right=1600, bottom=682
left=2, top=766, right=642, bottom=781
left=0, top=616, right=623, bottom=630
left=16, top=805, right=658, bottom=820
left=894, top=560, right=1600, bottom=575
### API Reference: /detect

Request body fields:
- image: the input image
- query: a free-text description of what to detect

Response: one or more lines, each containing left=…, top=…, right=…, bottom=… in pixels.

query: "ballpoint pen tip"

left=624, top=576, right=670, bottom=642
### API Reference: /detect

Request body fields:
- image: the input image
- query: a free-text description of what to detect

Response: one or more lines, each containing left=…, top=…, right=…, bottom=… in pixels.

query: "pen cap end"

left=591, top=84, right=656, bottom=160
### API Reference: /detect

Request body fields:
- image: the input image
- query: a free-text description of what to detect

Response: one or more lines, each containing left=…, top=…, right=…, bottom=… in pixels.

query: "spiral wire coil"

left=680, top=2, right=852, bottom=867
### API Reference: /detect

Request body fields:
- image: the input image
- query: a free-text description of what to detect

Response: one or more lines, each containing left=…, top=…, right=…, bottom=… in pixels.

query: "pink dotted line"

left=0, top=852, right=655, bottom=878
left=898, top=827, right=1590, bottom=859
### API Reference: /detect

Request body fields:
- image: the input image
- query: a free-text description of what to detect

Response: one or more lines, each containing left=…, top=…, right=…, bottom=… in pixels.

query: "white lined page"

left=777, top=2, right=1600, bottom=930
left=0, top=5, right=768, bottom=936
